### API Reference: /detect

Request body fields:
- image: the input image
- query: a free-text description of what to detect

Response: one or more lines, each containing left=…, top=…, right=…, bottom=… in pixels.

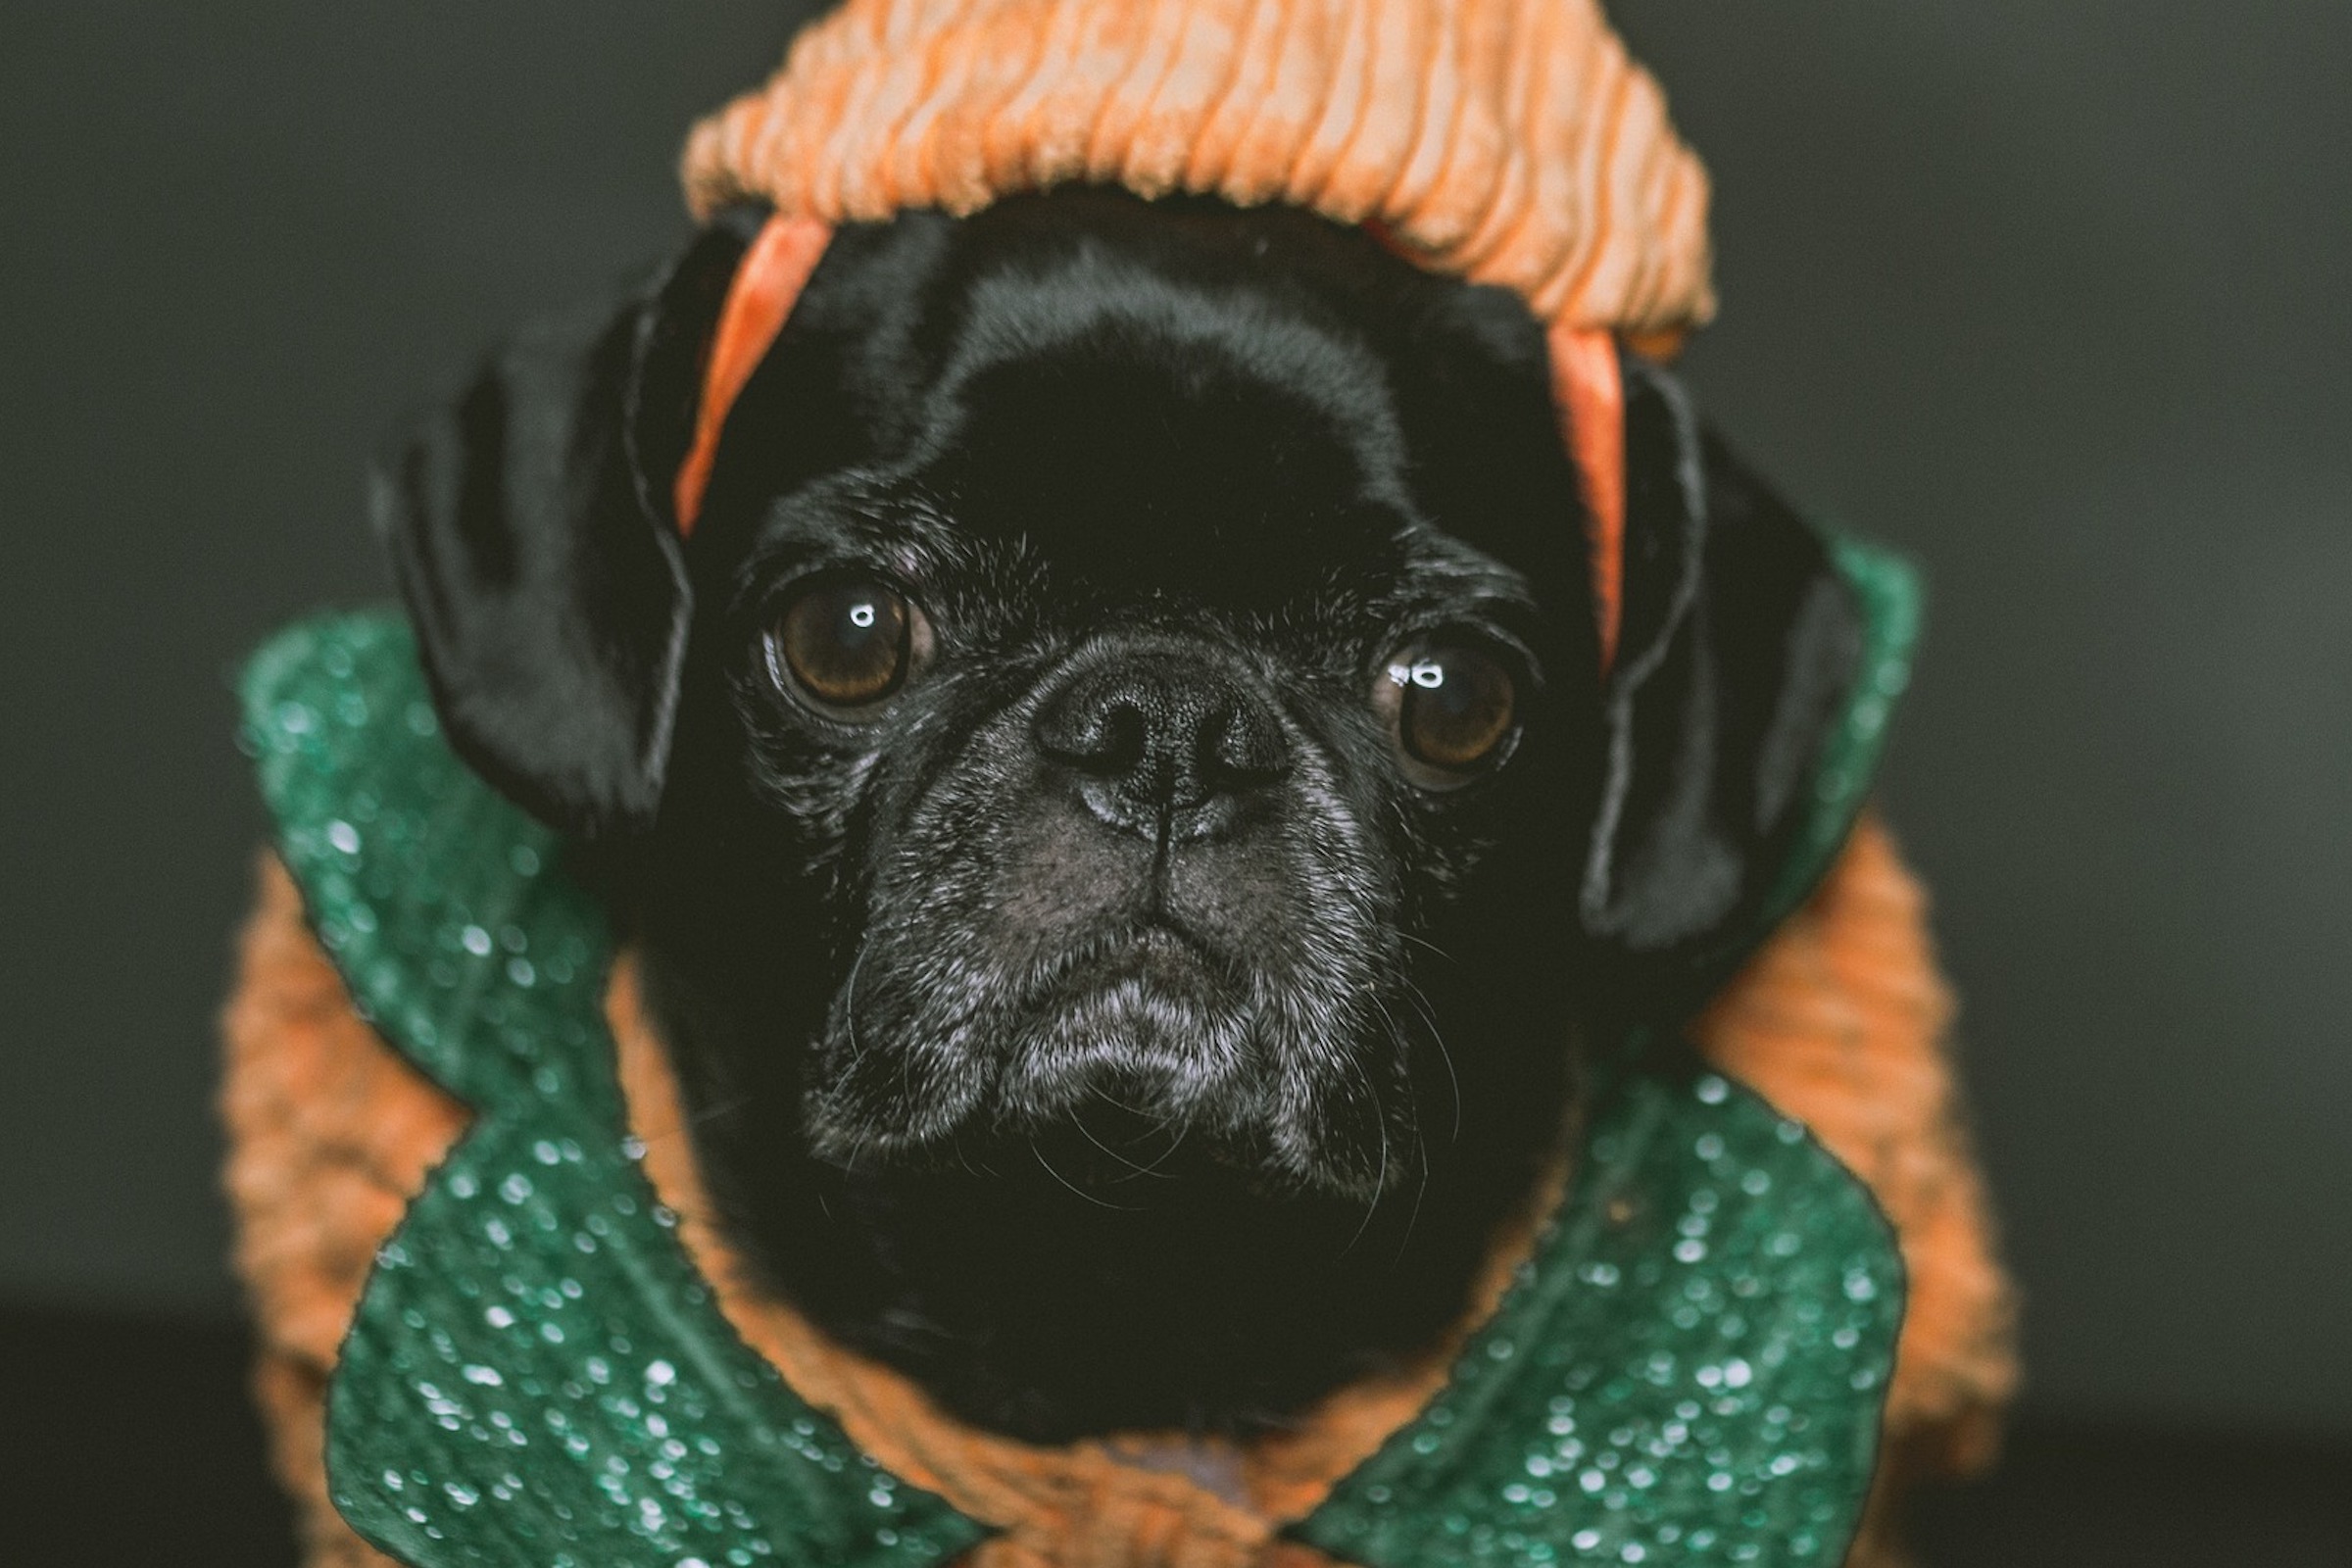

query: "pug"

left=378, top=185, right=1859, bottom=1445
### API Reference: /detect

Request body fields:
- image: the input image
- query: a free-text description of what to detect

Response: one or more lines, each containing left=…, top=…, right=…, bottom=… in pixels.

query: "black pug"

left=381, top=186, right=1855, bottom=1445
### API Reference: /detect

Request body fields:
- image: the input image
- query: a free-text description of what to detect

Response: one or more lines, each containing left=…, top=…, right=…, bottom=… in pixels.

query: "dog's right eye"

left=763, top=575, right=930, bottom=716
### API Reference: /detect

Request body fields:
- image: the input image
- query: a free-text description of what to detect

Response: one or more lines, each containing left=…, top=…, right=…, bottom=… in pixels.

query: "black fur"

left=376, top=187, right=1860, bottom=1443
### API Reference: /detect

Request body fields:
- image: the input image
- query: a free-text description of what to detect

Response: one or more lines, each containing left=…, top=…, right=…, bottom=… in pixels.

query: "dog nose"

left=1034, top=648, right=1290, bottom=840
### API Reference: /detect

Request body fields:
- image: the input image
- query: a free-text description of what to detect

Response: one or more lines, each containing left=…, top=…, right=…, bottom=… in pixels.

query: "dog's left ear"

left=372, top=207, right=768, bottom=837
left=1577, top=357, right=1866, bottom=990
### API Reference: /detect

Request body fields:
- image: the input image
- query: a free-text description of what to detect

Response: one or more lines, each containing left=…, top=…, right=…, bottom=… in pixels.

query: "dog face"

left=378, top=187, right=1862, bottom=1434
left=675, top=194, right=1602, bottom=1200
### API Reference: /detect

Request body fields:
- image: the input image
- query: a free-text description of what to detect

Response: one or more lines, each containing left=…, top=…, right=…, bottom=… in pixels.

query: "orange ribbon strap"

left=1548, top=325, right=1627, bottom=672
left=673, top=215, right=835, bottom=536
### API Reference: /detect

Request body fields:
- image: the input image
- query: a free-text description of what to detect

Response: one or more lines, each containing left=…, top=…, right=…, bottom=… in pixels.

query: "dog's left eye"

left=763, top=575, right=931, bottom=716
left=1377, top=640, right=1521, bottom=790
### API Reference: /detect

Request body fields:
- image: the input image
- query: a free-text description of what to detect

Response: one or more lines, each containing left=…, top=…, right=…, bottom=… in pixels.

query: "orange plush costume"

left=226, top=820, right=2011, bottom=1568
left=223, top=3, right=2016, bottom=1564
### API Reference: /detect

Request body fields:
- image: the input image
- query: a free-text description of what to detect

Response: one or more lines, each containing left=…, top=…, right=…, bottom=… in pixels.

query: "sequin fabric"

left=238, top=532, right=1915, bottom=1568
left=1292, top=1068, right=1902, bottom=1567
left=242, top=620, right=987, bottom=1568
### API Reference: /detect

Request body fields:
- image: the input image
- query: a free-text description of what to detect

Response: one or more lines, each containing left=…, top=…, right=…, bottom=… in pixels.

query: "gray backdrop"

left=4, top=1, right=2345, bottom=1437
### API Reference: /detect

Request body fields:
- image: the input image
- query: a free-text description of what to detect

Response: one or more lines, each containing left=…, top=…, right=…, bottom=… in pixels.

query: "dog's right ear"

left=373, top=207, right=768, bottom=837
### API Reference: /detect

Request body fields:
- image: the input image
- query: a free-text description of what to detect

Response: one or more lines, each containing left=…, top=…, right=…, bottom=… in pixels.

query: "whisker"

left=839, top=942, right=872, bottom=1072
left=1399, top=978, right=1463, bottom=1145
left=1341, top=1054, right=1391, bottom=1255
left=1399, top=930, right=1461, bottom=967
left=1394, top=1125, right=1432, bottom=1262
left=1072, top=1096, right=1178, bottom=1180
left=628, top=1092, right=752, bottom=1152
left=1126, top=1121, right=1192, bottom=1178
left=684, top=1093, right=753, bottom=1131
left=1083, top=1082, right=1178, bottom=1128
left=1032, top=1139, right=1126, bottom=1209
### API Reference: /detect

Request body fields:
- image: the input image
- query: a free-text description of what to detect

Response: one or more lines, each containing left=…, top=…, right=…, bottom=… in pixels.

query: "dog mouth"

left=802, top=911, right=1409, bottom=1197
left=1015, top=913, right=1244, bottom=1016
left=991, top=914, right=1254, bottom=1122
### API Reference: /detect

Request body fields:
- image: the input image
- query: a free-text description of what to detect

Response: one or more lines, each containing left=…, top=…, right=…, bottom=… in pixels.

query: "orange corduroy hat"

left=669, top=0, right=1716, bottom=668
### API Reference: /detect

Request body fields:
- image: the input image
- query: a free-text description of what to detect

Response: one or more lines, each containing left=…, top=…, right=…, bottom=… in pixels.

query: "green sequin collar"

left=240, top=537, right=1916, bottom=1568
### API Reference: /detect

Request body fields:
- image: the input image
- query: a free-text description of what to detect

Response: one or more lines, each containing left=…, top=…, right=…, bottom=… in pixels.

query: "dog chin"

left=802, top=935, right=1404, bottom=1199
left=1003, top=996, right=1248, bottom=1120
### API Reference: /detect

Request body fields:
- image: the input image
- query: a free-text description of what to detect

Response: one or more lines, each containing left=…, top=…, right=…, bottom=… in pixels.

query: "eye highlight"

left=763, top=574, right=932, bottom=716
left=1376, top=639, right=1520, bottom=789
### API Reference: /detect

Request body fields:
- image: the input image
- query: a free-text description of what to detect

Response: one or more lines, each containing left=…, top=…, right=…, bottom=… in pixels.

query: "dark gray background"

left=4, top=0, right=2346, bottom=1441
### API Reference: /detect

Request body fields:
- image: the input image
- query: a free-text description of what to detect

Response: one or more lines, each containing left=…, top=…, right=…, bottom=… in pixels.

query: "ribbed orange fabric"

left=222, top=819, right=2012, bottom=1568
left=220, top=857, right=467, bottom=1568
left=1691, top=821, right=2019, bottom=1479
left=682, top=0, right=1712, bottom=339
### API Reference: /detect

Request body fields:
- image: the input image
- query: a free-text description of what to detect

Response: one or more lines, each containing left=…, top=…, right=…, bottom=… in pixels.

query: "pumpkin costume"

left=221, top=4, right=2015, bottom=1566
